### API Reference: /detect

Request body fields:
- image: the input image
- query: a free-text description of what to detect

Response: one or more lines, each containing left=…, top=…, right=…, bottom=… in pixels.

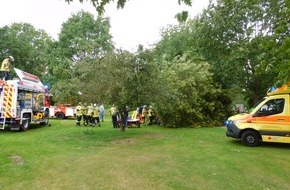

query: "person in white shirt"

left=99, top=103, right=105, bottom=122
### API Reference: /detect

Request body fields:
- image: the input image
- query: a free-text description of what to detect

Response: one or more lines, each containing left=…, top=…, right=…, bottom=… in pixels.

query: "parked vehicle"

left=226, top=83, right=290, bottom=146
left=49, top=104, right=75, bottom=119
left=0, top=68, right=50, bottom=130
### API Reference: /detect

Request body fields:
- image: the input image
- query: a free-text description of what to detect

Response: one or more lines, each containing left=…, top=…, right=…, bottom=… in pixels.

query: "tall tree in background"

left=50, top=11, right=114, bottom=104
left=195, top=0, right=289, bottom=106
left=100, top=46, right=158, bottom=111
left=0, top=23, right=53, bottom=77
left=59, top=11, right=113, bottom=61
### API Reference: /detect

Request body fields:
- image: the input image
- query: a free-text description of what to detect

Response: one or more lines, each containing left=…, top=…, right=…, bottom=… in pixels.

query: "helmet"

left=93, top=104, right=97, bottom=107
left=78, top=102, right=81, bottom=105
left=8, top=56, right=14, bottom=62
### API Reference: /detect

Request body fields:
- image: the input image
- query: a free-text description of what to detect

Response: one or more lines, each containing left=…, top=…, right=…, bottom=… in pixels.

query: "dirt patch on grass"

left=7, top=154, right=24, bottom=165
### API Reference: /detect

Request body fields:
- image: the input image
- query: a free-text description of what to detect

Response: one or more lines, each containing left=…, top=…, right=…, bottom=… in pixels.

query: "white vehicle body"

left=49, top=104, right=75, bottom=119
left=0, top=68, right=49, bottom=130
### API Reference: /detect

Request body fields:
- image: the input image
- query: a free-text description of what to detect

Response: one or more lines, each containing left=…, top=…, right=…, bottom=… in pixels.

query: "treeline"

left=0, top=0, right=289, bottom=127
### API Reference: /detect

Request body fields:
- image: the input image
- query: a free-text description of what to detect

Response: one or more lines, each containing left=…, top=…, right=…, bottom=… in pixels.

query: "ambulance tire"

left=22, top=114, right=31, bottom=130
left=56, top=112, right=65, bottom=119
left=241, top=130, right=261, bottom=147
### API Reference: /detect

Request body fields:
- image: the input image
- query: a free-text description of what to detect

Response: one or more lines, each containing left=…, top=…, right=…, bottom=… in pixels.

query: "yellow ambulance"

left=226, top=84, right=290, bottom=146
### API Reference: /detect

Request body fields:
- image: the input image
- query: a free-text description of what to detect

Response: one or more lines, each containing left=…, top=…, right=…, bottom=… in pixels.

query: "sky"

left=0, top=0, right=209, bottom=51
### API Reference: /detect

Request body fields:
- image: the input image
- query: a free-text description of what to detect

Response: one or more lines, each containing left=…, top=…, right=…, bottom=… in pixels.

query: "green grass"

left=0, top=116, right=290, bottom=190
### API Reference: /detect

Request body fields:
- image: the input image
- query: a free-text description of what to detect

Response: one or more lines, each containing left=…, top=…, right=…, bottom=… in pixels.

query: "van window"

left=254, top=98, right=285, bottom=116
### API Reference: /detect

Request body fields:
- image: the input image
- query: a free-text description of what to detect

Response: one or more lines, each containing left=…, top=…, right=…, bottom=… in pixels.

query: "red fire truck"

left=49, top=103, right=75, bottom=119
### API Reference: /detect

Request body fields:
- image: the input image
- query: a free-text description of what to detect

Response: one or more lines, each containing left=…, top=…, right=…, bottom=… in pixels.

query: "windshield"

left=248, top=97, right=266, bottom=113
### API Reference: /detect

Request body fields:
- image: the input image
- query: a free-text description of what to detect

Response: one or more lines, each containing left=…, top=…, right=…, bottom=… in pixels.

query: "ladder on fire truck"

left=0, top=82, right=13, bottom=130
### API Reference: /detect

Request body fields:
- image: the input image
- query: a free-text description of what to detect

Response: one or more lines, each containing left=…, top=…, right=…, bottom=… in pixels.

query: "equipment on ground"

left=0, top=68, right=50, bottom=131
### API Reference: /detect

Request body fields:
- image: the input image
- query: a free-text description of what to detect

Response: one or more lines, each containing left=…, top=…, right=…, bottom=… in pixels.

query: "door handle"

left=277, top=118, right=285, bottom=121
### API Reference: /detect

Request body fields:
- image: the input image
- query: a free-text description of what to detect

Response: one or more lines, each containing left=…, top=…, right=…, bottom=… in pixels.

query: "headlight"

left=225, top=120, right=231, bottom=126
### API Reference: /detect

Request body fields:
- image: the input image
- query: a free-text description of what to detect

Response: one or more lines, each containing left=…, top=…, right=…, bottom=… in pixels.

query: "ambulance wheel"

left=22, top=114, right=31, bottom=130
left=241, top=130, right=261, bottom=147
left=56, top=112, right=65, bottom=119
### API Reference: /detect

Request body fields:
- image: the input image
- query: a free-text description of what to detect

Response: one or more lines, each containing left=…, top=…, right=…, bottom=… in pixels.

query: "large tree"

left=195, top=0, right=289, bottom=106
left=0, top=23, right=53, bottom=78
left=49, top=11, right=114, bottom=104
left=153, top=23, right=231, bottom=127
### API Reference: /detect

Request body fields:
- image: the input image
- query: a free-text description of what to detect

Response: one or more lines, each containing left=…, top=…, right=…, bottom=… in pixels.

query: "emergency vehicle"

left=0, top=68, right=50, bottom=131
left=49, top=103, right=75, bottom=119
left=226, top=83, right=290, bottom=146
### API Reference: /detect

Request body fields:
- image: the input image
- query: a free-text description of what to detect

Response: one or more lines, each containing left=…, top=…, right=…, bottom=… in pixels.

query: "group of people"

left=109, top=104, right=157, bottom=131
left=137, top=105, right=156, bottom=125
left=75, top=102, right=105, bottom=127
left=109, top=104, right=129, bottom=131
left=1, top=56, right=14, bottom=80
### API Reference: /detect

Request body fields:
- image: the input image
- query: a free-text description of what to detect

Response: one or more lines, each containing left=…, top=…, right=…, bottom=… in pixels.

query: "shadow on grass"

left=0, top=123, right=50, bottom=133
left=227, top=139, right=290, bottom=149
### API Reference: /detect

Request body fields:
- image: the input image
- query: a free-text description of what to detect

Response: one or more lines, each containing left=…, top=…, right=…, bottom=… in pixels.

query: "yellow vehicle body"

left=226, top=84, right=290, bottom=146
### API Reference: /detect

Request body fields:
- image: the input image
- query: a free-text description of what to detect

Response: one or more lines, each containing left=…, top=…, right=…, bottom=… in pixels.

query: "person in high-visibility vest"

left=92, top=104, right=101, bottom=127
left=86, top=103, right=94, bottom=126
left=110, top=104, right=118, bottom=128
left=142, top=105, right=149, bottom=124
left=0, top=56, right=14, bottom=80
left=75, top=102, right=83, bottom=126
left=82, top=103, right=88, bottom=126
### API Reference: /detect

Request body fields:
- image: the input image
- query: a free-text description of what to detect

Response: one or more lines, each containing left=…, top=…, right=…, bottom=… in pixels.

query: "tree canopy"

left=64, top=0, right=193, bottom=14
left=1, top=0, right=289, bottom=127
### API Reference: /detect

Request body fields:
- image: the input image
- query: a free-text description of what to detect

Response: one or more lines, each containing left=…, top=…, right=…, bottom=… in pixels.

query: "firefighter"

left=75, top=102, right=83, bottom=126
left=142, top=105, right=149, bottom=124
left=82, top=103, right=88, bottom=126
left=92, top=104, right=100, bottom=127
left=0, top=56, right=14, bottom=80
left=110, top=104, right=118, bottom=128
left=86, top=103, right=94, bottom=126
left=148, top=106, right=155, bottom=126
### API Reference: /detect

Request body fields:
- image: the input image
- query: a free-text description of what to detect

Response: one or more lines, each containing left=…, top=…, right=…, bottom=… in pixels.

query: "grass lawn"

left=0, top=115, right=289, bottom=190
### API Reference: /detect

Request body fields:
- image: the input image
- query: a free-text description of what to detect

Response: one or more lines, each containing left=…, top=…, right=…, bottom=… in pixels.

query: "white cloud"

left=0, top=0, right=208, bottom=51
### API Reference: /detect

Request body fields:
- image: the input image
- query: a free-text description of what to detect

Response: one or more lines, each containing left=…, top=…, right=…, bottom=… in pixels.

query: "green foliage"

left=58, top=11, right=113, bottom=61
left=0, top=23, right=54, bottom=78
left=175, top=11, right=189, bottom=23
left=64, top=0, right=193, bottom=15
left=1, top=0, right=289, bottom=128
left=49, top=11, right=114, bottom=105
left=102, top=47, right=158, bottom=110
left=154, top=54, right=231, bottom=127
left=195, top=0, right=289, bottom=106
